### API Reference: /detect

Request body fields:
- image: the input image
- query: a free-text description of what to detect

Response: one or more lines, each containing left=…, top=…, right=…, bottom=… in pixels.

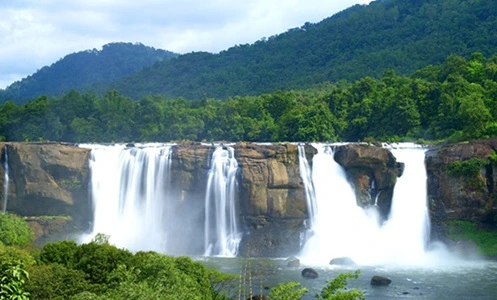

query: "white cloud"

left=0, top=0, right=373, bottom=89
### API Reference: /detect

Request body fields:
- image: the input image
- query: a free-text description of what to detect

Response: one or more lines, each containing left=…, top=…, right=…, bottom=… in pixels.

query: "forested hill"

left=102, top=0, right=497, bottom=100
left=0, top=43, right=178, bottom=105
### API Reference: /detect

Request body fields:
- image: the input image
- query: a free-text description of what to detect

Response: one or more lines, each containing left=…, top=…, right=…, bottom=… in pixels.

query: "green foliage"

left=0, top=264, right=30, bottom=300
left=39, top=240, right=79, bottom=267
left=446, top=220, right=497, bottom=256
left=73, top=241, right=134, bottom=285
left=447, top=158, right=486, bottom=177
left=2, top=51, right=497, bottom=143
left=1, top=42, right=178, bottom=105
left=316, top=271, right=364, bottom=300
left=26, top=264, right=94, bottom=300
left=268, top=281, right=309, bottom=300
left=0, top=214, right=33, bottom=247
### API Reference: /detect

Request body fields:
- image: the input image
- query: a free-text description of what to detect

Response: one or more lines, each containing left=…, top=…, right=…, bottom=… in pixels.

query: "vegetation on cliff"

left=446, top=220, right=497, bottom=257
left=1, top=51, right=497, bottom=143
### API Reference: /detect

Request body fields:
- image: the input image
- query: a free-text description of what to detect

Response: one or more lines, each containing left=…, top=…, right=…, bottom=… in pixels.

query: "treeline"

left=1, top=52, right=496, bottom=143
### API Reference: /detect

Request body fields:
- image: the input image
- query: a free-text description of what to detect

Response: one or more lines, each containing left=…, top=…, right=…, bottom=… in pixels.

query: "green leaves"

left=0, top=214, right=33, bottom=247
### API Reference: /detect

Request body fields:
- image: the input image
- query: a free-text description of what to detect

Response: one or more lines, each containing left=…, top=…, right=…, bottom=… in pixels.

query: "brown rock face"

left=426, top=138, right=497, bottom=225
left=0, top=142, right=91, bottom=241
left=234, top=143, right=307, bottom=257
left=334, top=144, right=404, bottom=220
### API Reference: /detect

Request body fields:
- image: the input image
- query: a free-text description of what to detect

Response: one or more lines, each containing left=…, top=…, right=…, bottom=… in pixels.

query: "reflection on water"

left=201, top=257, right=497, bottom=299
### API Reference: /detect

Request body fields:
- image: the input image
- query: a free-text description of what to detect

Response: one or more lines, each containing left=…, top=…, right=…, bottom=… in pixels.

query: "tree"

left=0, top=213, right=33, bottom=247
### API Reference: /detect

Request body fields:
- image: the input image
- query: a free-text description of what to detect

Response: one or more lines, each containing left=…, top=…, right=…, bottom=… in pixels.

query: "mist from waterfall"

left=204, top=146, right=241, bottom=257
left=299, top=143, right=439, bottom=266
left=2, top=146, right=8, bottom=213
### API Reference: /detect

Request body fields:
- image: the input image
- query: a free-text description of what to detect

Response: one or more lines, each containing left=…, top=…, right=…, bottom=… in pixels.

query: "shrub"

left=26, top=263, right=95, bottom=300
left=0, top=264, right=30, bottom=300
left=316, top=271, right=364, bottom=300
left=39, top=240, right=79, bottom=267
left=268, top=281, right=309, bottom=300
left=0, top=213, right=33, bottom=247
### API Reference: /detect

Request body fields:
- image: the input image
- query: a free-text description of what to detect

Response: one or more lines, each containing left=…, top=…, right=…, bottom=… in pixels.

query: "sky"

left=0, top=0, right=373, bottom=89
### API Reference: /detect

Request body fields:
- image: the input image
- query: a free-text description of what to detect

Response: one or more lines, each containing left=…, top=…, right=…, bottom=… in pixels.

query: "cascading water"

left=299, top=144, right=379, bottom=265
left=299, top=143, right=432, bottom=266
left=2, top=146, right=8, bottom=213
left=83, top=144, right=173, bottom=253
left=378, top=143, right=430, bottom=264
left=204, top=146, right=241, bottom=257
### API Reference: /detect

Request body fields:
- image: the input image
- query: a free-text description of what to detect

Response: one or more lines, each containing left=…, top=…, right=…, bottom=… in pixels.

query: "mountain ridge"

left=1, top=0, right=497, bottom=103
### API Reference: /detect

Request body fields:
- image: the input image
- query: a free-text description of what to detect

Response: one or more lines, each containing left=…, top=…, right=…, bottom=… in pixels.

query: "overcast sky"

left=0, top=0, right=373, bottom=89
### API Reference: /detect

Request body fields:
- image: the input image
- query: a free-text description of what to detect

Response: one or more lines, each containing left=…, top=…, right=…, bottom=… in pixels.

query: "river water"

left=202, top=257, right=497, bottom=299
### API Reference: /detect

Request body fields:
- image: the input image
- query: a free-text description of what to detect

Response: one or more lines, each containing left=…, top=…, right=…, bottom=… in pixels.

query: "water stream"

left=204, top=146, right=241, bottom=257
left=2, top=145, right=8, bottom=213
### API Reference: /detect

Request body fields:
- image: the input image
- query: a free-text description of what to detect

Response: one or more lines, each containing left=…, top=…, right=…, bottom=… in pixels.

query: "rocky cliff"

left=426, top=138, right=497, bottom=230
left=0, top=142, right=404, bottom=256
left=0, top=142, right=91, bottom=242
left=5, top=140, right=493, bottom=257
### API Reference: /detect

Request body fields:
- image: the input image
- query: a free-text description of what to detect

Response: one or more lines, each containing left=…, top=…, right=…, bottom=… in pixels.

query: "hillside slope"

left=106, top=0, right=497, bottom=100
left=0, top=42, right=178, bottom=105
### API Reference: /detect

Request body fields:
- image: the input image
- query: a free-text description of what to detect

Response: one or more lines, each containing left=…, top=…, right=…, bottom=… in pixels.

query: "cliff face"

left=0, top=142, right=91, bottom=242
left=426, top=138, right=497, bottom=228
left=10, top=141, right=490, bottom=257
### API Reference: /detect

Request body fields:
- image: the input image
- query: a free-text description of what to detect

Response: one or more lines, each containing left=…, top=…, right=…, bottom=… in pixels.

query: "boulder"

left=301, top=267, right=319, bottom=279
left=329, top=257, right=356, bottom=266
left=371, top=275, right=392, bottom=286
left=286, top=256, right=300, bottom=267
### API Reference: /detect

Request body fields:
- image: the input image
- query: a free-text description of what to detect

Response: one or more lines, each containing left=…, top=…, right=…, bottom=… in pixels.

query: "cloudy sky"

left=0, top=0, right=373, bottom=89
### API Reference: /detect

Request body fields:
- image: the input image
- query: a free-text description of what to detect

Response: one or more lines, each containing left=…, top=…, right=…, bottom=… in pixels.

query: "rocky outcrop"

left=234, top=143, right=307, bottom=257
left=334, top=144, right=404, bottom=220
left=426, top=138, right=497, bottom=226
left=0, top=142, right=91, bottom=241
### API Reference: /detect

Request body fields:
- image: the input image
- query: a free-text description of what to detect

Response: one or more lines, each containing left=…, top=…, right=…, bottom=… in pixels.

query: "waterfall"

left=299, top=143, right=431, bottom=266
left=204, top=146, right=241, bottom=257
left=2, top=146, right=8, bottom=213
left=379, top=143, right=430, bottom=264
left=298, top=145, right=317, bottom=228
left=83, top=144, right=173, bottom=253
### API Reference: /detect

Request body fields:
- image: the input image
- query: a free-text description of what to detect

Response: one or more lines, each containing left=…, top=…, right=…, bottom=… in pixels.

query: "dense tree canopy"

left=1, top=0, right=497, bottom=103
left=1, top=52, right=496, bottom=143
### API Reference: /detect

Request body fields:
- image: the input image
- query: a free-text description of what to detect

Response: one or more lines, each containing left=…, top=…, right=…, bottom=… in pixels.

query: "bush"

left=316, top=271, right=364, bottom=300
left=26, top=263, right=95, bottom=300
left=39, top=240, right=79, bottom=267
left=0, top=213, right=33, bottom=247
left=268, top=281, right=309, bottom=300
left=0, top=264, right=30, bottom=300
left=73, top=241, right=134, bottom=285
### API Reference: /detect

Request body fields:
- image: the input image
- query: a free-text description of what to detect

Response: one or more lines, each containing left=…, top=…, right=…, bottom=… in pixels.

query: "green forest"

left=2, top=0, right=496, bottom=103
left=1, top=52, right=496, bottom=143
